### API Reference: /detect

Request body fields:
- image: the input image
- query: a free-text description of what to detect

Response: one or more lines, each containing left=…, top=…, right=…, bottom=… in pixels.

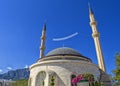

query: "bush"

left=50, top=76, right=54, bottom=86
left=12, top=79, right=28, bottom=86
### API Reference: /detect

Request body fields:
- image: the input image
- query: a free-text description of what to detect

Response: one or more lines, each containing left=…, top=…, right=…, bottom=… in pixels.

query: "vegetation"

left=72, top=73, right=104, bottom=86
left=82, top=73, right=94, bottom=82
left=89, top=81, right=104, bottom=86
left=50, top=76, right=55, bottom=86
left=94, top=81, right=99, bottom=86
left=100, top=82, right=104, bottom=86
left=12, top=79, right=28, bottom=86
left=42, top=80, right=44, bottom=86
left=112, top=53, right=120, bottom=85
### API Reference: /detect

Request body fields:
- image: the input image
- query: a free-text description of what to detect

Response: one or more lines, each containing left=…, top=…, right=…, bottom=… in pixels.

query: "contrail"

left=53, top=32, right=78, bottom=41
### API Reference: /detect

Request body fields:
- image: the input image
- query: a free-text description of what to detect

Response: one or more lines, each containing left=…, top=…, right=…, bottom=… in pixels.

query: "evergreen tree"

left=50, top=76, right=55, bottom=86
left=94, top=81, right=99, bottom=86
left=113, top=53, right=120, bottom=85
left=42, top=80, right=44, bottom=86
left=100, top=82, right=104, bottom=86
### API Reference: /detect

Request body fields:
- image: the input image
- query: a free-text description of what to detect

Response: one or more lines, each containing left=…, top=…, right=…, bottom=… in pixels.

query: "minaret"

left=89, top=5, right=106, bottom=72
left=40, top=23, right=46, bottom=58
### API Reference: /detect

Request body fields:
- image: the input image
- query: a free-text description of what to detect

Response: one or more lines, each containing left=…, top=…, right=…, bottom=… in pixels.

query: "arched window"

left=36, top=71, right=46, bottom=86
left=49, top=72, right=65, bottom=86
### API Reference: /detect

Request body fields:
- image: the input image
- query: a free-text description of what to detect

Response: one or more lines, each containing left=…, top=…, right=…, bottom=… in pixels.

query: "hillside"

left=12, top=79, right=28, bottom=86
left=0, top=68, right=29, bottom=80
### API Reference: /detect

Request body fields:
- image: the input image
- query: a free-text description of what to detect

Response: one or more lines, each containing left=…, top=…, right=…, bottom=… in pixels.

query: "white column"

left=89, top=6, right=106, bottom=72
left=40, top=23, right=46, bottom=58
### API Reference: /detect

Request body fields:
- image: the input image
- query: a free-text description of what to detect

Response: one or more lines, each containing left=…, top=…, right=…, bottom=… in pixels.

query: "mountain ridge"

left=0, top=68, right=29, bottom=80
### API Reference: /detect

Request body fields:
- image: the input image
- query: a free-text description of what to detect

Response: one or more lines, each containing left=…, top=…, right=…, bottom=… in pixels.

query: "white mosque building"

left=28, top=6, right=111, bottom=86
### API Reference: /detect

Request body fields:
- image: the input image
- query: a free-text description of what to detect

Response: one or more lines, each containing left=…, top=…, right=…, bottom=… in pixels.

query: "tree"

left=42, top=80, right=44, bottom=86
left=50, top=76, right=55, bottom=86
left=113, top=53, right=120, bottom=85
left=94, top=81, right=99, bottom=86
left=100, top=82, right=104, bottom=86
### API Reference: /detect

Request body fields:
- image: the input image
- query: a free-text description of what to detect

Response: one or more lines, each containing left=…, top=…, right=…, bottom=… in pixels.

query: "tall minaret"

left=89, top=5, right=106, bottom=72
left=39, top=23, right=46, bottom=58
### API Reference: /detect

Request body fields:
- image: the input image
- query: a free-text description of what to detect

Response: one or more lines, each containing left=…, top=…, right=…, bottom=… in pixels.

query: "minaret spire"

left=89, top=4, right=106, bottom=72
left=40, top=23, right=46, bottom=58
left=88, top=3, right=94, bottom=14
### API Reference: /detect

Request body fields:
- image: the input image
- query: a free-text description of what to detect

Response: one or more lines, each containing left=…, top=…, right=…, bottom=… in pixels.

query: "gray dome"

left=38, top=47, right=92, bottom=62
left=46, top=47, right=82, bottom=57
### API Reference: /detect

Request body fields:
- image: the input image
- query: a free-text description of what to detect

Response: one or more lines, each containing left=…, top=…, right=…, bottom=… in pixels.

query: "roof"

left=38, top=47, right=92, bottom=62
left=46, top=47, right=82, bottom=57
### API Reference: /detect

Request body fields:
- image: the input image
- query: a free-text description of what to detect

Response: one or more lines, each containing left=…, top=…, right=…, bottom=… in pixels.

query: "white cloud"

left=24, top=65, right=29, bottom=68
left=53, top=32, right=78, bottom=41
left=0, top=69, right=3, bottom=73
left=7, top=67, right=12, bottom=70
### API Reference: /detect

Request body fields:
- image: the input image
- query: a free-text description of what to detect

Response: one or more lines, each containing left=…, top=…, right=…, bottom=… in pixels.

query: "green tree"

left=42, top=80, right=44, bottom=86
left=100, top=82, right=104, bottom=86
left=94, top=81, right=99, bottom=86
left=113, top=53, right=120, bottom=85
left=50, top=76, right=55, bottom=86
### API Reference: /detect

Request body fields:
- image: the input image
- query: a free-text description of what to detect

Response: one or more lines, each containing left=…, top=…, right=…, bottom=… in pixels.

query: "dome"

left=38, top=47, right=92, bottom=62
left=46, top=47, right=83, bottom=57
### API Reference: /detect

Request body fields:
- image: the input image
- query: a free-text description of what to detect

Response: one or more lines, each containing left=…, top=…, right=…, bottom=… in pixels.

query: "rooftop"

left=46, top=47, right=82, bottom=57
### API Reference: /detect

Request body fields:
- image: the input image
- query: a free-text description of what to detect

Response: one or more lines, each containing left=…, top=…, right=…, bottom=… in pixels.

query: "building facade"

left=0, top=79, right=15, bottom=86
left=29, top=47, right=101, bottom=86
left=29, top=6, right=112, bottom=86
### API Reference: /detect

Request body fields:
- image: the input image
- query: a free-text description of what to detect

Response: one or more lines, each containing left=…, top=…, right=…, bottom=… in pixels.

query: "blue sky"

left=0, top=0, right=120, bottom=75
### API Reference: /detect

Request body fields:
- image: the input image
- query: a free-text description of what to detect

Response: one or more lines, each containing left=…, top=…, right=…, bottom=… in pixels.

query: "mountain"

left=0, top=68, right=30, bottom=80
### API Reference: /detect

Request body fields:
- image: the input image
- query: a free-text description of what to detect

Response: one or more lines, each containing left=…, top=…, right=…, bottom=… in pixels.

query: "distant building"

left=0, top=79, right=15, bottom=86
left=28, top=5, right=112, bottom=86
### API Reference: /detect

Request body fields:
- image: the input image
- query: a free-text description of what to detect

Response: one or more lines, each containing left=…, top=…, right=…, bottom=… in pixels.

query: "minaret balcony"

left=92, top=32, right=100, bottom=38
left=90, top=21, right=97, bottom=26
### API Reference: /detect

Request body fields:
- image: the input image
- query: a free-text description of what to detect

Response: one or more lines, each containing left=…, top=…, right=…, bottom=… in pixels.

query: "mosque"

left=28, top=6, right=112, bottom=86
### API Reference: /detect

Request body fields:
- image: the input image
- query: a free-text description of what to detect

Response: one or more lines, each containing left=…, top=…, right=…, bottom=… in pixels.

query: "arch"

left=49, top=71, right=56, bottom=86
left=49, top=71, right=65, bottom=86
left=36, top=71, right=46, bottom=86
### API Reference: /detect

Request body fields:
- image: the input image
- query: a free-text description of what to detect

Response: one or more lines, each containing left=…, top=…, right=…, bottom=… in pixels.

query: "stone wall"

left=29, top=59, right=100, bottom=86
